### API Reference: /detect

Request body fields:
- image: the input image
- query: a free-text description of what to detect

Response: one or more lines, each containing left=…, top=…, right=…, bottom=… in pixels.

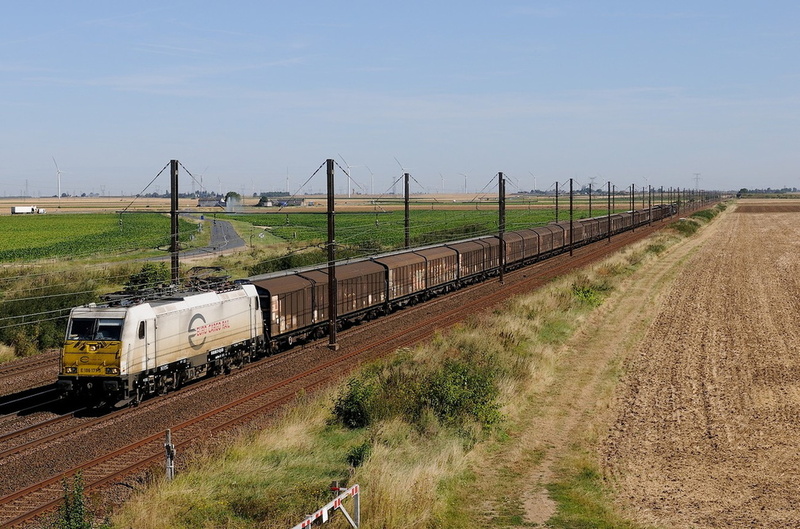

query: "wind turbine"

left=459, top=173, right=468, bottom=194
left=364, top=165, right=375, bottom=196
left=338, top=154, right=357, bottom=198
left=52, top=157, right=63, bottom=206
left=393, top=157, right=414, bottom=198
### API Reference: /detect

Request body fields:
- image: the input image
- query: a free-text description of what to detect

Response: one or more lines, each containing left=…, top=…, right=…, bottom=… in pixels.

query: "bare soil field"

left=603, top=200, right=800, bottom=527
left=0, top=194, right=599, bottom=215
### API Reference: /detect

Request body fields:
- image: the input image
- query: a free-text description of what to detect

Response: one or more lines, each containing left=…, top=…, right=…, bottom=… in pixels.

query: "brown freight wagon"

left=580, top=217, right=602, bottom=241
left=334, top=261, right=387, bottom=318
left=531, top=225, right=562, bottom=256
left=250, top=272, right=324, bottom=348
left=513, top=229, right=541, bottom=262
left=502, top=231, right=526, bottom=266
left=413, top=246, right=458, bottom=295
left=446, top=238, right=497, bottom=284
left=372, top=252, right=426, bottom=305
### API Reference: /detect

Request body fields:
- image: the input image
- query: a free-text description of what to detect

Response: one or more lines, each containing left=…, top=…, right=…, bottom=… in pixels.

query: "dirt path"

left=603, top=200, right=800, bottom=527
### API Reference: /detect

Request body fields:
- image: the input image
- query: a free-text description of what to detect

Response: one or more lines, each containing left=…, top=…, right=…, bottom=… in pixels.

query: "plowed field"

left=604, top=200, right=800, bottom=528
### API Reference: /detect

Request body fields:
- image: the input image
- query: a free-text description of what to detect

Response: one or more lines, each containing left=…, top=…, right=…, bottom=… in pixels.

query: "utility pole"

left=326, top=159, right=338, bottom=351
left=170, top=160, right=180, bottom=286
left=607, top=181, right=612, bottom=243
left=569, top=178, right=574, bottom=256
left=498, top=172, right=505, bottom=284
left=404, top=173, right=410, bottom=249
left=555, top=181, right=559, bottom=222
left=630, top=184, right=635, bottom=231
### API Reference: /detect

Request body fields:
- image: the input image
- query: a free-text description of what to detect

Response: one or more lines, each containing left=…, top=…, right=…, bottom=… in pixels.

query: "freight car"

left=58, top=204, right=676, bottom=406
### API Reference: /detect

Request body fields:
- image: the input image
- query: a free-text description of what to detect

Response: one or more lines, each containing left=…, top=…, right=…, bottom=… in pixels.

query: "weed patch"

left=669, top=218, right=700, bottom=236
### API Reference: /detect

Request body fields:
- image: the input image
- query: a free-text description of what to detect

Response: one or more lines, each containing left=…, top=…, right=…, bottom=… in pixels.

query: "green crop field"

left=220, top=208, right=611, bottom=251
left=0, top=213, right=197, bottom=262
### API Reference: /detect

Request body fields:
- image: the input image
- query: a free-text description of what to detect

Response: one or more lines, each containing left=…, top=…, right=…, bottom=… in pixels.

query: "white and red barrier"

left=290, top=484, right=360, bottom=529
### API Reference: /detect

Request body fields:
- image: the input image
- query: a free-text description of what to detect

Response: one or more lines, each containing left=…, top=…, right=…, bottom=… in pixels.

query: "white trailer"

left=11, top=206, right=45, bottom=214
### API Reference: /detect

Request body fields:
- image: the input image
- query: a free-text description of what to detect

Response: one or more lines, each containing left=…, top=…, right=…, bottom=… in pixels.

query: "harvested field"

left=603, top=200, right=800, bottom=527
left=735, top=204, right=800, bottom=213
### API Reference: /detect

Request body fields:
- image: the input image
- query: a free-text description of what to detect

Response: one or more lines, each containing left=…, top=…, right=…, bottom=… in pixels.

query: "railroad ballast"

left=58, top=204, right=675, bottom=407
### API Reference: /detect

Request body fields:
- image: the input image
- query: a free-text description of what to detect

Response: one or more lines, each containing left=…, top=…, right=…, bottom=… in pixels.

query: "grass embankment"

left=108, top=204, right=727, bottom=529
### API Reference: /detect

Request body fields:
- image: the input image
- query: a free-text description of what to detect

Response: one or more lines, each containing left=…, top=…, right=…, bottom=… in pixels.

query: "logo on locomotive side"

left=188, top=313, right=207, bottom=349
left=188, top=313, right=232, bottom=350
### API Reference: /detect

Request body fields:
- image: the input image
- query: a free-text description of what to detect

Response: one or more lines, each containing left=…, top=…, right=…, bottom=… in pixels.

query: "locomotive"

left=57, top=204, right=675, bottom=406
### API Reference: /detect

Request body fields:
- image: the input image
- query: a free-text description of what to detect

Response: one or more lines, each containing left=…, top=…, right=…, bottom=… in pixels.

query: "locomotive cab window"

left=97, top=319, right=123, bottom=340
left=67, top=318, right=124, bottom=341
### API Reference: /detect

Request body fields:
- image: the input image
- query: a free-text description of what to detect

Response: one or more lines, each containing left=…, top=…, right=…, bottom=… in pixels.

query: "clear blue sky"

left=1, top=1, right=798, bottom=197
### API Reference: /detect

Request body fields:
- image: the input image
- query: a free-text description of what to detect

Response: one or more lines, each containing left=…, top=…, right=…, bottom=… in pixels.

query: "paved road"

left=181, top=218, right=246, bottom=258
left=148, top=218, right=246, bottom=261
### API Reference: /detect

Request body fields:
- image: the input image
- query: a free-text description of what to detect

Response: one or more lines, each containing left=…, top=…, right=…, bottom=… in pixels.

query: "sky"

left=1, top=1, right=799, bottom=197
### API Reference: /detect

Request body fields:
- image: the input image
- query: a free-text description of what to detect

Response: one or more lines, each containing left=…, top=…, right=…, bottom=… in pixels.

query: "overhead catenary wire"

left=120, top=162, right=171, bottom=213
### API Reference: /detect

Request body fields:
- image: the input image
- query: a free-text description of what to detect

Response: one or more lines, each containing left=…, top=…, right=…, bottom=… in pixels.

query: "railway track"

left=0, top=355, right=57, bottom=383
left=0, top=217, right=677, bottom=527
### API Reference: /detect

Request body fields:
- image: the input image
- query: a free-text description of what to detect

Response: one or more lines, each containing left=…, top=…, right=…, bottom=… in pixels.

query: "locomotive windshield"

left=68, top=318, right=124, bottom=341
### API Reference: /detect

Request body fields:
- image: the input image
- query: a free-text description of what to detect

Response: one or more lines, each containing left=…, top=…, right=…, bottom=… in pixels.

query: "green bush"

left=645, top=242, right=667, bottom=255
left=346, top=440, right=373, bottom=467
left=669, top=219, right=700, bottom=236
left=50, top=473, right=109, bottom=529
left=572, top=285, right=602, bottom=307
left=332, top=356, right=502, bottom=433
left=420, top=359, right=501, bottom=428
left=332, top=378, right=376, bottom=428
left=691, top=209, right=717, bottom=221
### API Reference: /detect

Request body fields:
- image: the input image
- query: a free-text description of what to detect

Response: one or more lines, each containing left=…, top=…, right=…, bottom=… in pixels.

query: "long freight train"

left=58, top=204, right=674, bottom=406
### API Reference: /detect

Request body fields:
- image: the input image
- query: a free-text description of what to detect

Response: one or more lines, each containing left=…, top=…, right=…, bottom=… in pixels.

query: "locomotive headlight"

left=65, top=366, right=78, bottom=374
left=105, top=367, right=120, bottom=375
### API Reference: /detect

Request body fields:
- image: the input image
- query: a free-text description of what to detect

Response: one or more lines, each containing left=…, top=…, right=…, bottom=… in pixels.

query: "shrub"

left=691, top=209, right=717, bottom=221
left=645, top=242, right=667, bottom=255
left=50, top=473, right=109, bottom=529
left=333, top=355, right=502, bottom=434
left=570, top=275, right=611, bottom=308
left=669, top=219, right=700, bottom=236
left=572, top=285, right=602, bottom=307
left=332, top=378, right=376, bottom=429
left=346, top=440, right=373, bottom=467
left=420, top=359, right=501, bottom=428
